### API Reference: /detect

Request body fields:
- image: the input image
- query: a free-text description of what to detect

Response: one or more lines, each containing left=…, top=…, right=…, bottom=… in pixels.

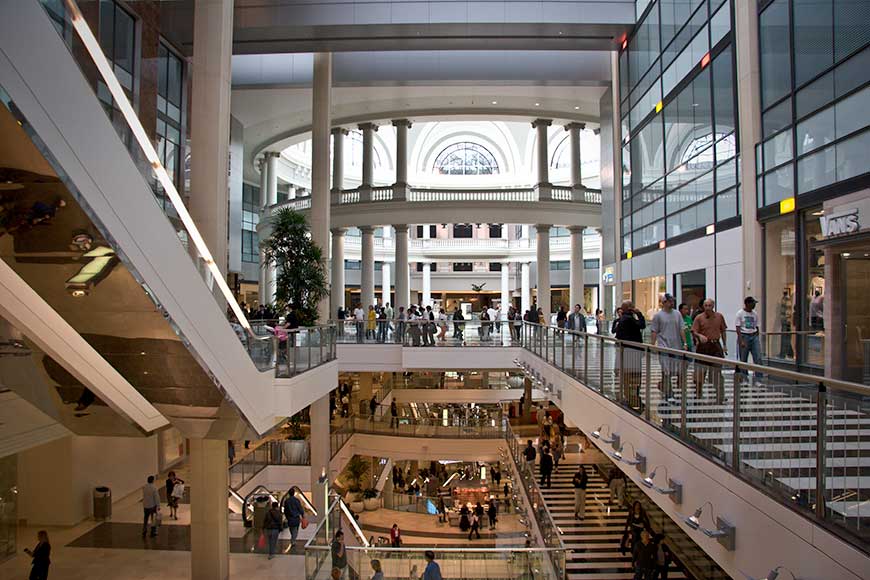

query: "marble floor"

left=358, top=507, right=527, bottom=548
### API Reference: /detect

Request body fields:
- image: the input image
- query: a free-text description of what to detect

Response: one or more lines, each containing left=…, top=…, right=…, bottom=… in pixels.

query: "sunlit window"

left=680, top=132, right=735, bottom=170
left=433, top=142, right=499, bottom=175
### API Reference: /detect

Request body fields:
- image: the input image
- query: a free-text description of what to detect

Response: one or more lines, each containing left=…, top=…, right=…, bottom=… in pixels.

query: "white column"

left=258, top=246, right=267, bottom=306
left=532, top=119, right=552, bottom=200
left=309, top=394, right=330, bottom=520
left=395, top=225, right=410, bottom=310
left=189, top=438, right=228, bottom=580
left=422, top=263, right=432, bottom=307
left=360, top=226, right=376, bottom=307
left=381, top=263, right=391, bottom=306
left=536, top=224, right=551, bottom=318
left=596, top=228, right=605, bottom=312
left=565, top=122, right=584, bottom=189
left=358, top=122, right=377, bottom=201
left=189, top=0, right=233, bottom=290
left=311, top=53, right=333, bottom=322
left=258, top=157, right=269, bottom=208
left=265, top=263, right=277, bottom=305
left=569, top=226, right=584, bottom=309
left=502, top=223, right=509, bottom=240
left=521, top=262, right=531, bottom=314
left=500, top=262, right=510, bottom=315
left=266, top=152, right=279, bottom=206
left=392, top=119, right=412, bottom=200
left=330, top=228, right=346, bottom=317
left=331, top=127, right=348, bottom=193
left=422, top=224, right=430, bottom=240
left=521, top=224, right=530, bottom=241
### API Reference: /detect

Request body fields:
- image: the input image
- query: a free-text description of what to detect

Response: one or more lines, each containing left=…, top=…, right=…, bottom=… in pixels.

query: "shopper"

left=377, top=307, right=388, bottom=342
left=366, top=305, right=377, bottom=339
left=142, top=475, right=161, bottom=538
left=24, top=530, right=50, bottom=580
left=539, top=447, right=553, bottom=488
left=572, top=465, right=589, bottom=519
left=354, top=304, right=365, bottom=343
left=422, top=550, right=443, bottom=580
left=678, top=303, right=694, bottom=352
left=452, top=307, right=465, bottom=341
left=622, top=501, right=650, bottom=556
left=611, top=307, right=624, bottom=335
left=467, top=512, right=481, bottom=540
left=608, top=468, right=625, bottom=506
left=390, top=400, right=399, bottom=428
left=596, top=309, right=606, bottom=334
left=522, top=440, right=537, bottom=463
left=283, top=487, right=305, bottom=547
left=487, top=498, right=498, bottom=529
left=691, top=299, right=728, bottom=401
left=165, top=471, right=184, bottom=520
left=552, top=437, right=563, bottom=471
left=479, top=308, right=491, bottom=341
left=491, top=465, right=501, bottom=487
left=614, top=301, right=646, bottom=410
left=369, top=395, right=378, bottom=419
left=633, top=530, right=657, bottom=580
left=389, top=523, right=402, bottom=547
left=735, top=296, right=762, bottom=378
left=370, top=559, right=385, bottom=580
left=649, top=294, right=686, bottom=399
left=437, top=308, right=448, bottom=341
left=568, top=304, right=585, bottom=333
left=331, top=530, right=348, bottom=577
left=556, top=304, right=568, bottom=328
left=263, top=501, right=283, bottom=559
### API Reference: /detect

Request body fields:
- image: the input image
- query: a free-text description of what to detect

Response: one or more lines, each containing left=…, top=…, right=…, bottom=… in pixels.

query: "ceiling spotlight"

left=574, top=106, right=580, bottom=110
left=70, top=289, right=88, bottom=298
left=492, top=101, right=498, bottom=105
left=535, top=102, right=541, bottom=106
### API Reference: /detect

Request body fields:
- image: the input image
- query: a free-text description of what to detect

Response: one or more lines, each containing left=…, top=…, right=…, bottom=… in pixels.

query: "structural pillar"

left=392, top=119, right=412, bottom=201
left=565, top=122, right=585, bottom=201
left=381, top=263, right=391, bottom=306
left=331, top=127, right=348, bottom=194
left=189, top=0, right=233, bottom=287
left=532, top=119, right=552, bottom=200
left=358, top=372, right=374, bottom=415
left=500, top=262, right=510, bottom=314
left=422, top=263, right=432, bottom=307
left=394, top=225, right=410, bottom=310
left=258, top=157, right=269, bottom=208
left=309, top=394, right=330, bottom=520
left=189, top=438, right=229, bottom=580
left=330, top=228, right=346, bottom=317
left=358, top=122, right=378, bottom=201
left=360, top=226, right=375, bottom=308
left=596, top=228, right=605, bottom=313
left=569, top=226, right=584, bottom=310
left=265, top=262, right=276, bottom=306
left=521, top=262, right=531, bottom=314
left=536, top=224, right=551, bottom=318
left=266, top=152, right=279, bottom=206
left=523, top=377, right=533, bottom=422
left=311, top=53, right=333, bottom=322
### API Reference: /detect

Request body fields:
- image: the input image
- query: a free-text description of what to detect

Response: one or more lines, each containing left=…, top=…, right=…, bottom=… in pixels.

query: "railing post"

left=679, top=354, right=688, bottom=438
left=815, top=384, right=827, bottom=520
left=644, top=348, right=651, bottom=420
left=599, top=337, right=604, bottom=393
left=319, top=328, right=324, bottom=367
left=571, top=333, right=576, bottom=376
left=561, top=329, right=565, bottom=371
left=731, top=372, right=741, bottom=470
left=583, top=334, right=589, bottom=384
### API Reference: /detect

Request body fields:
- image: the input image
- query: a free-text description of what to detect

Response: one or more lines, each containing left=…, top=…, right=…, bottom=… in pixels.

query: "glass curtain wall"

left=755, top=0, right=870, bottom=210
left=620, top=0, right=739, bottom=258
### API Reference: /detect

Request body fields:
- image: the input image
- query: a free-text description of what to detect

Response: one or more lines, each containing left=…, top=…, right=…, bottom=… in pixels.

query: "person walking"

left=487, top=498, right=498, bottom=529
left=369, top=395, right=378, bottom=420
left=370, top=559, right=385, bottom=580
left=354, top=304, right=365, bottom=343
left=568, top=304, right=586, bottom=333
left=390, top=523, right=402, bottom=547
left=735, top=296, right=762, bottom=378
left=608, top=468, right=626, bottom=506
left=468, top=512, right=481, bottom=539
left=331, top=530, right=348, bottom=578
left=390, top=400, right=399, bottom=428
left=649, top=294, right=686, bottom=400
left=596, top=309, right=606, bottom=334
left=539, top=447, right=553, bottom=488
left=263, top=501, right=283, bottom=559
left=366, top=305, right=377, bottom=340
left=452, top=307, right=465, bottom=341
left=283, top=487, right=305, bottom=547
left=141, top=475, right=161, bottom=537
left=622, top=501, right=650, bottom=556
left=572, top=465, right=589, bottom=519
left=421, top=550, right=443, bottom=580
left=437, top=308, right=448, bottom=341
left=522, top=440, right=537, bottom=464
left=556, top=304, right=568, bottom=329
left=691, top=299, right=728, bottom=402
left=614, top=301, right=646, bottom=410
left=165, top=471, right=184, bottom=520
left=24, top=530, right=50, bottom=580
left=633, top=530, right=657, bottom=580
left=552, top=437, right=563, bottom=472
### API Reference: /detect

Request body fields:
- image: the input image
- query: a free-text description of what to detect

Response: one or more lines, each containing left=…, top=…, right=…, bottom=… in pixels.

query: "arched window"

left=433, top=142, right=499, bottom=175
left=551, top=135, right=570, bottom=169
left=348, top=130, right=383, bottom=169
left=679, top=132, right=735, bottom=170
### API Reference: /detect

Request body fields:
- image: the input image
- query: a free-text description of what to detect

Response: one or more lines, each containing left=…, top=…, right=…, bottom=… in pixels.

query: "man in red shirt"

left=691, top=299, right=728, bottom=402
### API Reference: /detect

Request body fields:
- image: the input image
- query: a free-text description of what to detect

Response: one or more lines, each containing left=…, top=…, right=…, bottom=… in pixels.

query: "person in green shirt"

left=679, top=303, right=694, bottom=351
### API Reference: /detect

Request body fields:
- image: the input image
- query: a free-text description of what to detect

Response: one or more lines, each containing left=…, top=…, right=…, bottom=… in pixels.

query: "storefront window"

left=634, top=276, right=666, bottom=320
left=764, top=216, right=797, bottom=361
left=674, top=269, right=705, bottom=316
left=803, top=215, right=825, bottom=366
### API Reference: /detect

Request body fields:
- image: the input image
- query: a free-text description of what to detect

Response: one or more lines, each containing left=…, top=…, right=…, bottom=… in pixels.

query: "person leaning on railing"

left=614, top=301, right=646, bottom=411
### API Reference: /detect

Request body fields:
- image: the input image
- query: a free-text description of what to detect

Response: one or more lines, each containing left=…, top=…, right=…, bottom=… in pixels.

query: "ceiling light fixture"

left=535, top=103, right=541, bottom=107
left=574, top=106, right=580, bottom=110
left=492, top=101, right=498, bottom=105
left=642, top=466, right=683, bottom=503
left=591, top=424, right=615, bottom=444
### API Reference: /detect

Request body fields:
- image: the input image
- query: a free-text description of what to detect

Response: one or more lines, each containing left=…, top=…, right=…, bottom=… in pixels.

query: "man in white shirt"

left=493, top=306, right=502, bottom=333
left=142, top=475, right=161, bottom=537
left=735, top=296, right=762, bottom=377
left=353, top=304, right=365, bottom=343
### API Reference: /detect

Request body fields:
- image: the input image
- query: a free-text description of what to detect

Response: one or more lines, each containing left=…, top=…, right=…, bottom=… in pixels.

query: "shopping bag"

left=154, top=511, right=163, bottom=527
left=171, top=483, right=185, bottom=499
left=257, top=531, right=267, bottom=550
left=300, top=516, right=309, bottom=529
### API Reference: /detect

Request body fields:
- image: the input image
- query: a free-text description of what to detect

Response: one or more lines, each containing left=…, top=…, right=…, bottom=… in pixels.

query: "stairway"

left=536, top=460, right=687, bottom=580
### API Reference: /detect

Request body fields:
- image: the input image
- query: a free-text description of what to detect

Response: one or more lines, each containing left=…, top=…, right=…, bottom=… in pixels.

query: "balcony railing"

left=332, top=413, right=508, bottom=441
left=229, top=438, right=311, bottom=490
left=334, top=318, right=521, bottom=347
left=518, top=322, right=870, bottom=553
left=247, top=323, right=337, bottom=377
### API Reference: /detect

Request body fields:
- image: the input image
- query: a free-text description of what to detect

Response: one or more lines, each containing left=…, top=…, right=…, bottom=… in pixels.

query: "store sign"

left=602, top=266, right=614, bottom=284
left=820, top=208, right=860, bottom=238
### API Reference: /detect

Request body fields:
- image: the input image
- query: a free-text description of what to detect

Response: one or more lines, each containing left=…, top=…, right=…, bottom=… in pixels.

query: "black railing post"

left=815, top=383, right=827, bottom=520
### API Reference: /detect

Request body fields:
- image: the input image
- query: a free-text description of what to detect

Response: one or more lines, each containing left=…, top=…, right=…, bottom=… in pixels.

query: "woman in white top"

left=437, top=308, right=448, bottom=341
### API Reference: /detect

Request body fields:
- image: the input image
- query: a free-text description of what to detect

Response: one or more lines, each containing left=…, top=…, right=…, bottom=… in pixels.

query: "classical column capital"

left=331, top=126, right=350, bottom=136
left=564, top=122, right=586, bottom=131
left=359, top=225, right=376, bottom=234
left=393, top=224, right=409, bottom=234
left=567, top=225, right=585, bottom=234
left=535, top=224, right=553, bottom=233
left=392, top=119, right=413, bottom=129
left=531, top=119, right=553, bottom=129
left=330, top=227, right=347, bottom=236
left=501, top=261, right=511, bottom=268
left=266, top=151, right=282, bottom=159
left=358, top=122, right=379, bottom=132
left=593, top=128, right=601, bottom=135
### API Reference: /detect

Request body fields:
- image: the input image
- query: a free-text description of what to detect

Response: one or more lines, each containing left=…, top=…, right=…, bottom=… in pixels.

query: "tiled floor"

left=358, top=508, right=526, bottom=548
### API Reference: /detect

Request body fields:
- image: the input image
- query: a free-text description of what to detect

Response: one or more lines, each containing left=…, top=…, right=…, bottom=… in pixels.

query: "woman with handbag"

left=263, top=501, right=283, bottom=559
left=165, top=471, right=184, bottom=520
left=24, top=530, right=50, bottom=580
left=283, top=486, right=307, bottom=548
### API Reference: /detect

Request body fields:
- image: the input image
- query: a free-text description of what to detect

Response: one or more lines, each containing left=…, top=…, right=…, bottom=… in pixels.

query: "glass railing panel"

left=334, top=319, right=519, bottom=347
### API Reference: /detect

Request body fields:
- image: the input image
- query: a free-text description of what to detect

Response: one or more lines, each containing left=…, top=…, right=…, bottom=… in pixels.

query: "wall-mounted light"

left=610, top=442, right=646, bottom=472
left=641, top=466, right=682, bottom=504
left=591, top=425, right=614, bottom=444
left=683, top=501, right=735, bottom=550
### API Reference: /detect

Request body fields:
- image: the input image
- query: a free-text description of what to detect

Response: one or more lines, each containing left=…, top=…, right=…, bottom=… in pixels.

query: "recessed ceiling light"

left=492, top=101, right=498, bottom=105
left=574, top=106, right=580, bottom=110
left=535, top=103, right=541, bottom=107
left=842, top=252, right=851, bottom=258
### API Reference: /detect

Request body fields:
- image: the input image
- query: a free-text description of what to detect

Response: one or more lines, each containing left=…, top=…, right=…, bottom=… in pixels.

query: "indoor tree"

left=261, top=208, right=328, bottom=325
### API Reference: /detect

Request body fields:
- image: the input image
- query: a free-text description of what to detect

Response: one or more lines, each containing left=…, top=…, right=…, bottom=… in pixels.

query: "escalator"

left=0, top=0, right=335, bottom=438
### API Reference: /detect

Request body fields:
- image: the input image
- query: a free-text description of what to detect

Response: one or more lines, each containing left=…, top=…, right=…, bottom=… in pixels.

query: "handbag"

left=257, top=531, right=267, bottom=550
left=300, top=516, right=309, bottom=529
left=171, top=483, right=185, bottom=499
left=154, top=511, right=163, bottom=527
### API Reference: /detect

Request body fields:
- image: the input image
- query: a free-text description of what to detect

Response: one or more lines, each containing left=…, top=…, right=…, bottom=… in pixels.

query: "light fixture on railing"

left=744, top=566, right=798, bottom=580
left=682, top=501, right=735, bottom=550
left=641, top=466, right=682, bottom=504
left=591, top=424, right=614, bottom=444
left=609, top=442, right=646, bottom=472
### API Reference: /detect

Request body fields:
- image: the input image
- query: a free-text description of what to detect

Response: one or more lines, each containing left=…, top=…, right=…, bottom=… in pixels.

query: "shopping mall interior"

left=0, top=0, right=868, bottom=579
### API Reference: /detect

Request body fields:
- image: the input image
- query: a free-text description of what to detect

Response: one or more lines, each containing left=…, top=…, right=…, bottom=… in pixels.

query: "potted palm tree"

left=362, top=488, right=381, bottom=511
left=342, top=456, right=370, bottom=513
left=261, top=208, right=329, bottom=325
left=280, top=412, right=309, bottom=464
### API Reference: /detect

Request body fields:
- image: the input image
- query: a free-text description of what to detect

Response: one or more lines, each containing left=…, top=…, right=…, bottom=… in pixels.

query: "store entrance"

left=842, top=253, right=870, bottom=384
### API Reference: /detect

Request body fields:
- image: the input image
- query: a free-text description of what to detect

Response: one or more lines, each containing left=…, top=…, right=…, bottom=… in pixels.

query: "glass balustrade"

left=333, top=318, right=521, bottom=346
left=518, top=322, right=870, bottom=551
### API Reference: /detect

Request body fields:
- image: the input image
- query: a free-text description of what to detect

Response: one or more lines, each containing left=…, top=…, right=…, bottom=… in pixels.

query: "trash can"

left=252, top=496, right=270, bottom=529
left=93, top=486, right=112, bottom=519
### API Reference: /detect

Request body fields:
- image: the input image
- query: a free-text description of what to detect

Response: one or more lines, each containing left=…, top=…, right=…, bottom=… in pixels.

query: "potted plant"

left=261, top=208, right=329, bottom=325
left=281, top=412, right=309, bottom=464
left=342, top=456, right=370, bottom=512
left=362, top=488, right=380, bottom=511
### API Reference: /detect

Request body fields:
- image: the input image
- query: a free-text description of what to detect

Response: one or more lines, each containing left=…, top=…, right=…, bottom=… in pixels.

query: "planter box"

left=363, top=497, right=380, bottom=511
left=350, top=501, right=365, bottom=514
